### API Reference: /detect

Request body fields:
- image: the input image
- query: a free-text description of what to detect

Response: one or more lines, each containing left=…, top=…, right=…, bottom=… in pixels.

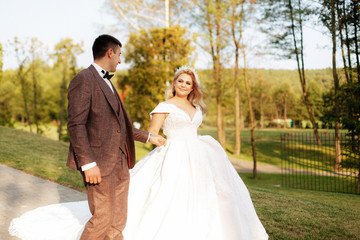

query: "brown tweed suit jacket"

left=66, top=65, right=148, bottom=176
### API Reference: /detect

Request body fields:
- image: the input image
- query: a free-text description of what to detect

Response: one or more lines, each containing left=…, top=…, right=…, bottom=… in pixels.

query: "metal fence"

left=281, top=132, right=360, bottom=195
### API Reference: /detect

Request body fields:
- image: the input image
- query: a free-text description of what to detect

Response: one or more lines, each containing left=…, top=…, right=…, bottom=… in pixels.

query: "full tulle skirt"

left=9, top=135, right=268, bottom=240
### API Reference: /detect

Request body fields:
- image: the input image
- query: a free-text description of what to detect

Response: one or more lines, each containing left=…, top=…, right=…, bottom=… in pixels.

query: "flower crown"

left=174, top=65, right=200, bottom=85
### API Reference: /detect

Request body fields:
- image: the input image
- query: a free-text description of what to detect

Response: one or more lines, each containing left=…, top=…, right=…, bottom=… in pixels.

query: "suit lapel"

left=112, top=81, right=133, bottom=130
left=89, top=66, right=121, bottom=124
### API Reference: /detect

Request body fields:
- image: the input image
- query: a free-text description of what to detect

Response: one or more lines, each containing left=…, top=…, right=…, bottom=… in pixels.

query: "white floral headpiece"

left=174, top=65, right=200, bottom=85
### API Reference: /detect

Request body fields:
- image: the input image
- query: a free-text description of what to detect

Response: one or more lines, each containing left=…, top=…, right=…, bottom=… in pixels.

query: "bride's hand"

left=149, top=134, right=167, bottom=147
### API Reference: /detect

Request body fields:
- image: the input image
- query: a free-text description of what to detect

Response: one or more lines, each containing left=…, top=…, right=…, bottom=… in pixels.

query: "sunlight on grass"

left=14, top=122, right=61, bottom=140
left=240, top=173, right=360, bottom=240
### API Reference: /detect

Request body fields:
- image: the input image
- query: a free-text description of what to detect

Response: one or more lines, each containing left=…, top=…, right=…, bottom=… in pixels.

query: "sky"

left=0, top=0, right=337, bottom=71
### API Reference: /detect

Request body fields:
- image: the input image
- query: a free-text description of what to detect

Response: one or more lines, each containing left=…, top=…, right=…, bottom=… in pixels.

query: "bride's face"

left=174, top=73, right=193, bottom=98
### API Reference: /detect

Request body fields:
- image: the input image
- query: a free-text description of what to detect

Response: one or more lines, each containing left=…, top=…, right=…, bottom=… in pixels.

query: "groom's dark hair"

left=92, top=34, right=122, bottom=60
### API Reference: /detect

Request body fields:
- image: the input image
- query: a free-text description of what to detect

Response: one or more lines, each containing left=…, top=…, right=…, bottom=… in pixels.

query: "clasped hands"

left=149, top=133, right=167, bottom=148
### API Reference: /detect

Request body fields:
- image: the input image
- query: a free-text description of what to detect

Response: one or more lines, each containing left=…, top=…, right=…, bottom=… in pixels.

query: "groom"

left=67, top=34, right=165, bottom=240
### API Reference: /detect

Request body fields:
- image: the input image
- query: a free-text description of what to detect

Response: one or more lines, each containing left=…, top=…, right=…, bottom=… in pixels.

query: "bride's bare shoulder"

left=163, top=99, right=175, bottom=105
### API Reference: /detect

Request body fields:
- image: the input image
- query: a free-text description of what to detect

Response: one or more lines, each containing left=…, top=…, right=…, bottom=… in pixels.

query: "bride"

left=9, top=66, right=268, bottom=240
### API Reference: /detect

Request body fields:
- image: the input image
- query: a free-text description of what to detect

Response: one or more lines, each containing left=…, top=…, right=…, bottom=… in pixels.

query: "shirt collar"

left=92, top=62, right=106, bottom=78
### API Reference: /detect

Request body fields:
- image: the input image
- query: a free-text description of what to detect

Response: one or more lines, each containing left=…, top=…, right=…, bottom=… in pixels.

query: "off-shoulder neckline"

left=161, top=102, right=200, bottom=122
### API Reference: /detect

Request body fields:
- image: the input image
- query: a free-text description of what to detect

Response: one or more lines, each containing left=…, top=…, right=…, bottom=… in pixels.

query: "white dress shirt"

left=92, top=62, right=114, bottom=93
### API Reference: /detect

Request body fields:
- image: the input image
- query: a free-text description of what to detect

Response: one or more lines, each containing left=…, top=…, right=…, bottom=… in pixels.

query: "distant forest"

left=198, top=68, right=337, bottom=129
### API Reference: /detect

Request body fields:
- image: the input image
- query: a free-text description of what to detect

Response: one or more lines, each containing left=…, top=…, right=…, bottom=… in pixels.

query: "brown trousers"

left=80, top=151, right=130, bottom=240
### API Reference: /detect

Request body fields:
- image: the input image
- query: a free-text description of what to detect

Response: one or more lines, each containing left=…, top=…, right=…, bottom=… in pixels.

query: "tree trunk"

left=357, top=167, right=360, bottom=194
left=205, top=0, right=225, bottom=148
left=331, top=0, right=342, bottom=170
left=31, top=65, right=39, bottom=134
left=231, top=0, right=241, bottom=156
left=240, top=16, right=257, bottom=179
left=260, top=96, right=264, bottom=129
left=216, top=93, right=226, bottom=148
left=19, top=65, right=32, bottom=133
left=336, top=1, right=350, bottom=83
left=240, top=102, right=244, bottom=129
left=288, top=0, right=321, bottom=145
left=352, top=0, right=360, bottom=83
left=283, top=96, right=287, bottom=129
left=58, top=61, right=67, bottom=141
left=275, top=106, right=280, bottom=129
left=234, top=84, right=241, bottom=155
left=215, top=0, right=225, bottom=148
left=344, top=0, right=353, bottom=82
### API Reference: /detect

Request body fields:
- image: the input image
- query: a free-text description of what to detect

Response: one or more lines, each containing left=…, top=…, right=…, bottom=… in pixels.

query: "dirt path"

left=229, top=158, right=282, bottom=174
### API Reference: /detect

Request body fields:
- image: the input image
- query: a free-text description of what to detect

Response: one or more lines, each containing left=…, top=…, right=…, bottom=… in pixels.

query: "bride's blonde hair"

left=165, top=66, right=207, bottom=113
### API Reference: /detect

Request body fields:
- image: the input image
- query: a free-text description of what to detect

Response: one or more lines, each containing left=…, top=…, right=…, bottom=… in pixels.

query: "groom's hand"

left=149, top=134, right=167, bottom=147
left=84, top=166, right=102, bottom=184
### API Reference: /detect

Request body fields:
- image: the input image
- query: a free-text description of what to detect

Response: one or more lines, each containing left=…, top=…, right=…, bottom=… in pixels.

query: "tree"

left=10, top=37, right=33, bottom=131
left=108, top=0, right=193, bottom=31
left=350, top=0, right=359, bottom=82
left=121, top=26, right=194, bottom=129
left=29, top=38, right=46, bottom=134
left=0, top=42, right=3, bottom=75
left=330, top=0, right=359, bottom=84
left=339, top=81, right=360, bottom=193
left=0, top=42, right=14, bottom=126
left=242, top=42, right=258, bottom=178
left=330, top=0, right=341, bottom=169
left=319, top=0, right=359, bottom=170
left=323, top=81, right=360, bottom=191
left=109, top=0, right=170, bottom=30
left=228, top=0, right=258, bottom=177
left=108, top=0, right=193, bottom=92
left=271, top=82, right=295, bottom=128
left=52, top=39, right=83, bottom=141
left=252, top=73, right=271, bottom=129
left=306, top=81, right=323, bottom=119
left=260, top=0, right=322, bottom=145
left=193, top=0, right=229, bottom=148
left=230, top=0, right=246, bottom=155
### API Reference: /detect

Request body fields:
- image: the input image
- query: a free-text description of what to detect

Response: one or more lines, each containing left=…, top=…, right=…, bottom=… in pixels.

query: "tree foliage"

left=0, top=42, right=13, bottom=126
left=120, top=25, right=195, bottom=129
left=52, top=39, right=83, bottom=140
left=0, top=42, right=3, bottom=75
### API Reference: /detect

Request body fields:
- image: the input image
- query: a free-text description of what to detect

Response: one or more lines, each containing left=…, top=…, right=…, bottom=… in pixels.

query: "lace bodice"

left=150, top=102, right=202, bottom=140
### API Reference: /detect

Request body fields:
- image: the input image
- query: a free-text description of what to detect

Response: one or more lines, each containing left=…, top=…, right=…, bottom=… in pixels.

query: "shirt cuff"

left=81, top=162, right=97, bottom=171
left=146, top=133, right=151, bottom=143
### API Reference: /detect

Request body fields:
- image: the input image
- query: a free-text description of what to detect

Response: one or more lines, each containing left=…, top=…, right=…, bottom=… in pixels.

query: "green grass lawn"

left=199, top=128, right=352, bottom=170
left=241, top=173, right=360, bottom=239
left=199, top=127, right=300, bottom=165
left=1, top=126, right=359, bottom=239
left=15, top=123, right=339, bottom=168
left=13, top=122, right=61, bottom=140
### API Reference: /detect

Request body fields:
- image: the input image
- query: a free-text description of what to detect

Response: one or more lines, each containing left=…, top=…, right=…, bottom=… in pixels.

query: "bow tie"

left=101, top=70, right=114, bottom=80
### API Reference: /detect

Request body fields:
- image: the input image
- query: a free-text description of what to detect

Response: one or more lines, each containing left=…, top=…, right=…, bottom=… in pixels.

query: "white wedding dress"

left=9, top=102, right=268, bottom=240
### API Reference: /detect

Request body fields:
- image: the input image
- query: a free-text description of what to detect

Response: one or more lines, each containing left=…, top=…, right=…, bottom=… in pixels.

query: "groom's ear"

left=106, top=48, right=114, bottom=58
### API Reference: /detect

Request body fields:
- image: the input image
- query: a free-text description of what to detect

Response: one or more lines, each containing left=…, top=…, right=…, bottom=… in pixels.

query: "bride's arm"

left=149, top=113, right=167, bottom=135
